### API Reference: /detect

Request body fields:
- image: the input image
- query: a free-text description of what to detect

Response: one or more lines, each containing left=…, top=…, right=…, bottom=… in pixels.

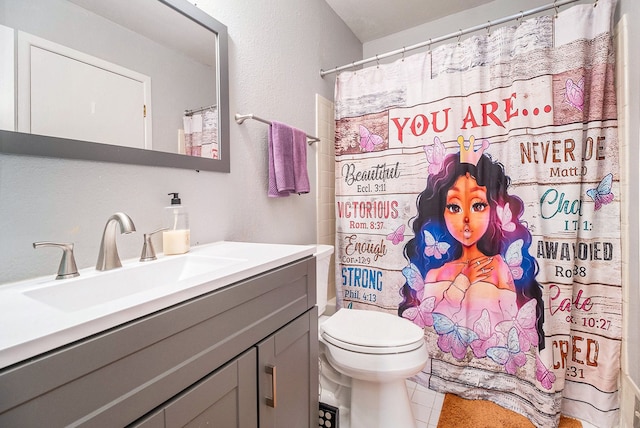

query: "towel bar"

left=235, top=113, right=320, bottom=144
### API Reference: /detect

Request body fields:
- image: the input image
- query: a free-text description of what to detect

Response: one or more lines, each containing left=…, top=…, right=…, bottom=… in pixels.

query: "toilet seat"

left=321, top=308, right=425, bottom=355
left=322, top=333, right=424, bottom=354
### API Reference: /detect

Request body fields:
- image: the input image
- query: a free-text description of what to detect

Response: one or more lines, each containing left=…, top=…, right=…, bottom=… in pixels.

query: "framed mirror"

left=0, top=0, right=230, bottom=172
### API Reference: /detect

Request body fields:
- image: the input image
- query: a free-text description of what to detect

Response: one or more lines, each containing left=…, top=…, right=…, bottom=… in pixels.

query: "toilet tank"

left=314, top=245, right=334, bottom=316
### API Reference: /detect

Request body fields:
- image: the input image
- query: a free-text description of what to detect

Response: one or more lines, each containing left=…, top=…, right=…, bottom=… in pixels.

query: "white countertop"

left=0, top=241, right=315, bottom=369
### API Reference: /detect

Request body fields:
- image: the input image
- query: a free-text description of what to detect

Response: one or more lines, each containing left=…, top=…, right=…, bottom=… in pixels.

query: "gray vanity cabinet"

left=258, top=310, right=319, bottom=428
left=134, top=348, right=258, bottom=428
left=0, top=256, right=318, bottom=428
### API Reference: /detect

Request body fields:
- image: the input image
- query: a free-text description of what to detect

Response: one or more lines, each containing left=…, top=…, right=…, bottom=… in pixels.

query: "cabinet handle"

left=265, top=364, right=277, bottom=408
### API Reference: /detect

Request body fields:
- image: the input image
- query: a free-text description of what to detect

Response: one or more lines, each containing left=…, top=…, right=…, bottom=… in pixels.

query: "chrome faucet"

left=96, top=212, right=136, bottom=271
left=33, top=242, right=79, bottom=280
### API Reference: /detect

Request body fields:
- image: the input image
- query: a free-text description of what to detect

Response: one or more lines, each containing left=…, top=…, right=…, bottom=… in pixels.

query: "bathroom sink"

left=24, top=254, right=244, bottom=312
left=0, top=241, right=315, bottom=369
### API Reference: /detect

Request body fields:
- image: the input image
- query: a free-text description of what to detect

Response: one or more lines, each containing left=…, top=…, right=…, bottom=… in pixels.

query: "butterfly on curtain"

left=401, top=264, right=434, bottom=327
left=504, top=239, right=524, bottom=280
left=469, top=309, right=501, bottom=358
left=495, top=298, right=538, bottom=352
left=432, top=313, right=478, bottom=360
left=424, top=230, right=450, bottom=259
left=424, top=136, right=446, bottom=175
left=386, top=224, right=405, bottom=245
left=359, top=125, right=384, bottom=152
left=402, top=263, right=424, bottom=294
left=586, top=173, right=614, bottom=211
left=535, top=355, right=557, bottom=390
left=402, top=296, right=436, bottom=328
left=496, top=202, right=516, bottom=233
left=564, top=77, right=585, bottom=111
left=486, top=326, right=527, bottom=375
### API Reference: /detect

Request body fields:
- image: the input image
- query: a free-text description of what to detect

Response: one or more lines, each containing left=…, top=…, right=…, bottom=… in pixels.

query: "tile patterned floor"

left=406, top=380, right=444, bottom=428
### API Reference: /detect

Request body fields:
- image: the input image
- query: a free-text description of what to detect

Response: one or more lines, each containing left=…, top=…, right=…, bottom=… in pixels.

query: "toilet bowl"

left=321, top=309, right=428, bottom=428
left=314, top=245, right=429, bottom=428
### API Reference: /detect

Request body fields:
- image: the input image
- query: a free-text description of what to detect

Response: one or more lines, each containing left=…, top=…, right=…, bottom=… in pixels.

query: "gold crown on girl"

left=457, top=135, right=490, bottom=166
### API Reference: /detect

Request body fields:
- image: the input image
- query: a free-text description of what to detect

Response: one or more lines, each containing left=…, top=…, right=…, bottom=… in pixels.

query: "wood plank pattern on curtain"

left=333, top=1, right=620, bottom=427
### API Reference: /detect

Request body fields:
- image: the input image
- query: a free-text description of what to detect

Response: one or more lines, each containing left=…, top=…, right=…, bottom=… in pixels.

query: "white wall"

left=364, top=0, right=640, bottom=425
left=615, top=1, right=640, bottom=426
left=0, top=0, right=361, bottom=284
left=316, top=94, right=336, bottom=301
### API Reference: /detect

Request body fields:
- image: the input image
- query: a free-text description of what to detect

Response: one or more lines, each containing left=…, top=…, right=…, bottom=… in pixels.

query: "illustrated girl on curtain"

left=399, top=135, right=553, bottom=384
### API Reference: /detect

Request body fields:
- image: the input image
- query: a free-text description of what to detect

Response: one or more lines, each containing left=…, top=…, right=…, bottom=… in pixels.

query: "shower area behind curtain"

left=182, top=107, right=219, bottom=158
left=333, top=1, right=620, bottom=427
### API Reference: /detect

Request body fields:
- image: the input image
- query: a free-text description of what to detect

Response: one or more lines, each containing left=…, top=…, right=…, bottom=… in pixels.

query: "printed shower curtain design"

left=333, top=1, right=620, bottom=427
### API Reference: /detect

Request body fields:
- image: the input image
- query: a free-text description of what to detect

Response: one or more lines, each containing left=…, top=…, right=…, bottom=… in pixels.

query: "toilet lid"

left=321, top=309, right=425, bottom=354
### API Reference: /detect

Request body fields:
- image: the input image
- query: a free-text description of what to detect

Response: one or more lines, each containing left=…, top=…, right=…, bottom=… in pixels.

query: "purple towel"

left=291, top=127, right=310, bottom=193
left=268, top=121, right=310, bottom=197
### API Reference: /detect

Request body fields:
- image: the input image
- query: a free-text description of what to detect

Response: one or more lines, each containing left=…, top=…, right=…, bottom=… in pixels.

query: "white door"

left=0, top=24, right=15, bottom=132
left=18, top=32, right=151, bottom=149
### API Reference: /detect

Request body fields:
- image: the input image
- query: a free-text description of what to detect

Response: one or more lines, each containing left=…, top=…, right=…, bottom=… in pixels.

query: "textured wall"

left=0, top=0, right=361, bottom=283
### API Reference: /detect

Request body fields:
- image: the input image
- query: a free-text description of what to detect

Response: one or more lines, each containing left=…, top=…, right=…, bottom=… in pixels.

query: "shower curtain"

left=333, top=1, right=620, bottom=427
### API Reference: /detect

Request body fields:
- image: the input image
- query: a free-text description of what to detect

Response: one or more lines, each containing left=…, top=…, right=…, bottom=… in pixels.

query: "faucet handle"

left=140, top=228, right=168, bottom=262
left=33, top=242, right=80, bottom=280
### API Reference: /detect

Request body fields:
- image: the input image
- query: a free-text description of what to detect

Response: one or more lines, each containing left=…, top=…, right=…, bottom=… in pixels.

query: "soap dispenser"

left=163, top=192, right=190, bottom=255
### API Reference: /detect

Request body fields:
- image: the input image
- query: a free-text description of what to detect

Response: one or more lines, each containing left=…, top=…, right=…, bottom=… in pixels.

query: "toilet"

left=314, top=245, right=429, bottom=428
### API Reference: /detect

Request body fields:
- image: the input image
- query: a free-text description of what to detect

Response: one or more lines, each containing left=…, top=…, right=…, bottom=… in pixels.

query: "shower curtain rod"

left=320, top=0, right=587, bottom=77
left=184, top=104, right=217, bottom=116
left=235, top=113, right=320, bottom=144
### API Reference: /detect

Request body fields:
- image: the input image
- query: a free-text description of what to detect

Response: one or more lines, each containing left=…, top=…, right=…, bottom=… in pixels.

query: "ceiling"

left=324, top=0, right=494, bottom=43
left=70, top=0, right=216, bottom=66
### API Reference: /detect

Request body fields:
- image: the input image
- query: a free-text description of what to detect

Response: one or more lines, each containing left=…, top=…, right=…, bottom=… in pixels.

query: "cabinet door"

left=257, top=309, right=319, bottom=428
left=132, top=349, right=258, bottom=428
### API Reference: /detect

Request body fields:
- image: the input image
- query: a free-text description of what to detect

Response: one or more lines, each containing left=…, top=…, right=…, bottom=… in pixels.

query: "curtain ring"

left=594, top=0, right=598, bottom=7
left=519, top=11, right=525, bottom=22
left=486, top=21, right=491, bottom=35
left=402, top=46, right=406, bottom=61
left=457, top=29, right=462, bottom=45
left=428, top=38, right=432, bottom=53
left=376, top=54, right=380, bottom=68
left=554, top=0, right=559, bottom=18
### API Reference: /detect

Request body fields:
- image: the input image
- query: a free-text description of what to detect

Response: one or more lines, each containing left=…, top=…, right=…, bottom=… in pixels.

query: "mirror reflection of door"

left=18, top=32, right=152, bottom=149
left=0, top=0, right=229, bottom=171
left=0, top=24, right=14, bottom=132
